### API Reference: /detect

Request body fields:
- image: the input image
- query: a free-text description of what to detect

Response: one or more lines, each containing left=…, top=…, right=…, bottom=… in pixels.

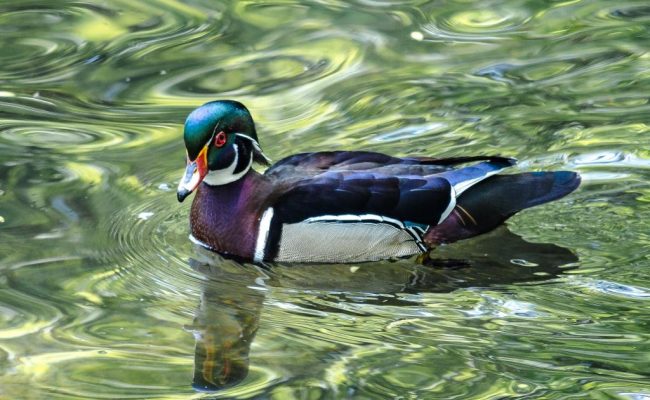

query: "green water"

left=1, top=0, right=650, bottom=398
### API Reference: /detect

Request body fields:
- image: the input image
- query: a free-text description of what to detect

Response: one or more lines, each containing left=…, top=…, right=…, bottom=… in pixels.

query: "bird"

left=177, top=100, right=580, bottom=263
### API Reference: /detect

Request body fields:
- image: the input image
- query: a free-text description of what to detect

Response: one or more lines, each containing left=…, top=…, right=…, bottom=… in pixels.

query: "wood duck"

left=177, top=100, right=580, bottom=263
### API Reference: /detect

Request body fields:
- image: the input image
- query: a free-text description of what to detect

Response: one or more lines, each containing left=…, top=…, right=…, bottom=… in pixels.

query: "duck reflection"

left=187, top=256, right=267, bottom=391
left=186, top=227, right=578, bottom=391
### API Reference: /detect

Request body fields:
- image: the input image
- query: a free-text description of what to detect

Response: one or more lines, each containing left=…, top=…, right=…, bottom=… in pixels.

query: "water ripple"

left=103, top=184, right=201, bottom=297
left=571, top=278, right=650, bottom=299
left=423, top=6, right=532, bottom=42
left=1, top=0, right=650, bottom=398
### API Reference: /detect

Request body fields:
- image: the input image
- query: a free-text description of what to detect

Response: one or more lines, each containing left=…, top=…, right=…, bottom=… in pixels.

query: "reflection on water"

left=188, top=257, right=265, bottom=391
left=1, top=0, right=650, bottom=398
left=188, top=229, right=577, bottom=392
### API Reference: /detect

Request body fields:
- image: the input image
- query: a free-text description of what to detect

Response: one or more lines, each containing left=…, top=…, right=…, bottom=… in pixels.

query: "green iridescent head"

left=177, top=100, right=270, bottom=202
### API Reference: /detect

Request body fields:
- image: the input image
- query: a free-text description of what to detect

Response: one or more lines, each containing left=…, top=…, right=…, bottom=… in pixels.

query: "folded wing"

left=257, top=154, right=515, bottom=262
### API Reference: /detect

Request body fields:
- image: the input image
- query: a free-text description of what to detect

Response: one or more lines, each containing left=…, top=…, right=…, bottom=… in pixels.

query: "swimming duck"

left=177, top=100, right=580, bottom=263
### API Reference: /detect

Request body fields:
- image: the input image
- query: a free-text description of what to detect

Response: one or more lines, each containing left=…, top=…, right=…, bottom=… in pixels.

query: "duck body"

left=178, top=101, right=580, bottom=263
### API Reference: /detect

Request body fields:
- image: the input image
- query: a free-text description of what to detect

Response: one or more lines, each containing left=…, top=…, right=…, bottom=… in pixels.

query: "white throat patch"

left=203, top=144, right=253, bottom=186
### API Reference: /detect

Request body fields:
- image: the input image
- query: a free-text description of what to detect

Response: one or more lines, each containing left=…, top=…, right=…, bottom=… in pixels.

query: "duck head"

left=177, top=100, right=270, bottom=202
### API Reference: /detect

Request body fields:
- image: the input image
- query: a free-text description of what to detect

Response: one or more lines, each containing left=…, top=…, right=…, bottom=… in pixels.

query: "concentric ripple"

left=103, top=175, right=203, bottom=296
left=419, top=5, right=531, bottom=43
left=1, top=0, right=650, bottom=398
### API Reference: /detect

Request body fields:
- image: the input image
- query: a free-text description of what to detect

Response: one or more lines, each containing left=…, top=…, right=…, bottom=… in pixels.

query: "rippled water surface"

left=1, top=0, right=650, bottom=398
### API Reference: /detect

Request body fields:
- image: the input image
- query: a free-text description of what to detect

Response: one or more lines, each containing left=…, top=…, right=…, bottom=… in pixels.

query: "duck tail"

left=424, top=171, right=580, bottom=245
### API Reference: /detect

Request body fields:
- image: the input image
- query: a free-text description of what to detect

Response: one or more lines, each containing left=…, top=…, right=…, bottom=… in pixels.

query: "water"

left=1, top=0, right=650, bottom=398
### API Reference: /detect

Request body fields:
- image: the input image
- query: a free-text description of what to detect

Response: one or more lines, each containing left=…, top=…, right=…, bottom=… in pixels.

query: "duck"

left=177, top=100, right=580, bottom=263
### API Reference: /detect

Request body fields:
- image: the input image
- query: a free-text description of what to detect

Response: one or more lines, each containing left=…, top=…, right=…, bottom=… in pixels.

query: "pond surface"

left=1, top=0, right=650, bottom=398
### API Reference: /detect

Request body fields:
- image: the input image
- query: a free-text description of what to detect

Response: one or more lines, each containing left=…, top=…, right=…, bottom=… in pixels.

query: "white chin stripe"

left=202, top=144, right=252, bottom=186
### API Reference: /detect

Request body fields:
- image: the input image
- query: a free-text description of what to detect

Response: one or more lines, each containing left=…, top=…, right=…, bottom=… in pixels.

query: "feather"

left=425, top=171, right=581, bottom=245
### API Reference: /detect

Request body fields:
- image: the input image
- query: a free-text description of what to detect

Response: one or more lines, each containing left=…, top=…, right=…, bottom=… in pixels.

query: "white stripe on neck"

left=203, top=144, right=253, bottom=186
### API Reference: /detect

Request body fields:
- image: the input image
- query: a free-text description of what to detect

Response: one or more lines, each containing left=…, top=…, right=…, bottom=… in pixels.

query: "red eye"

left=214, top=131, right=227, bottom=148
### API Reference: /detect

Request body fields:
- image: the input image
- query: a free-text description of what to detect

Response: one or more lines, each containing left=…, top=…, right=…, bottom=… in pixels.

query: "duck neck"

left=198, top=168, right=266, bottom=201
left=190, top=169, right=271, bottom=257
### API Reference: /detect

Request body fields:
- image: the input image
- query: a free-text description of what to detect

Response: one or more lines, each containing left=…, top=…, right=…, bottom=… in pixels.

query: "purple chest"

left=189, top=177, right=265, bottom=258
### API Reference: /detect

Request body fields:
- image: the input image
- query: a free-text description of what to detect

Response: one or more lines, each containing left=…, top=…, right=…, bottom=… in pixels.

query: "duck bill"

left=177, top=147, right=208, bottom=202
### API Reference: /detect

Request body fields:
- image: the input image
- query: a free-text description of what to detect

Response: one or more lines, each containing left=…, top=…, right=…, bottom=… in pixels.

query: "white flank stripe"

left=306, top=214, right=392, bottom=224
left=254, top=207, right=274, bottom=262
left=453, top=167, right=504, bottom=195
left=303, top=213, right=427, bottom=250
left=437, top=186, right=457, bottom=224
